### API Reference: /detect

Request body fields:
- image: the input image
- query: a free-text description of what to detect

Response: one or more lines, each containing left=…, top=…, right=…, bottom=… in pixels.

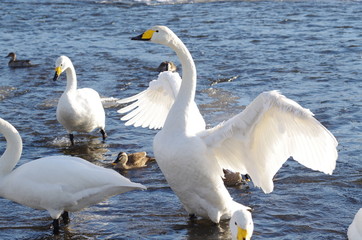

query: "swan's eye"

left=156, top=30, right=159, bottom=32
left=234, top=221, right=237, bottom=225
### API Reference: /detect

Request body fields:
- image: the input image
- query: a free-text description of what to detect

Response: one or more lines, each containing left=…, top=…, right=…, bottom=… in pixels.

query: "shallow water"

left=0, top=0, right=361, bottom=239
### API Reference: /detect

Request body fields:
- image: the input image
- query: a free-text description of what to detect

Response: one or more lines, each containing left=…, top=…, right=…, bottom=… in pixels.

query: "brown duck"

left=113, top=152, right=155, bottom=170
left=6, top=52, right=35, bottom=68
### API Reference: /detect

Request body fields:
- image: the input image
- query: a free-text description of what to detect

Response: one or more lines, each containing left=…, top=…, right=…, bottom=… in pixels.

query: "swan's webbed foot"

left=62, top=211, right=70, bottom=225
left=52, top=219, right=60, bottom=235
left=69, top=134, right=74, bottom=146
left=100, top=129, right=107, bottom=141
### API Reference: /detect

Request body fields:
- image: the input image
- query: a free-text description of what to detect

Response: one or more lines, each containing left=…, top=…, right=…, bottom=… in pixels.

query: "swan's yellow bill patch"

left=237, top=227, right=250, bottom=240
left=142, top=29, right=155, bottom=40
left=55, top=66, right=62, bottom=76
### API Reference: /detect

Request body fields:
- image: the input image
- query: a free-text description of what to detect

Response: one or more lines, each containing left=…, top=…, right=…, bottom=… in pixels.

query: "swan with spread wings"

left=118, top=26, right=338, bottom=238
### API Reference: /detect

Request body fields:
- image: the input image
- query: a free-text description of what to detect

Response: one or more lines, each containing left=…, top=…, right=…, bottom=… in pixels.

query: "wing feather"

left=200, top=90, right=338, bottom=193
left=117, top=71, right=181, bottom=129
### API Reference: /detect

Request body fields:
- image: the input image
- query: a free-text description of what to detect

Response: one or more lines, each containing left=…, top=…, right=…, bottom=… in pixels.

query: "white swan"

left=53, top=56, right=107, bottom=145
left=348, top=208, right=362, bottom=240
left=125, top=26, right=337, bottom=230
left=0, top=117, right=146, bottom=234
left=230, top=209, right=254, bottom=240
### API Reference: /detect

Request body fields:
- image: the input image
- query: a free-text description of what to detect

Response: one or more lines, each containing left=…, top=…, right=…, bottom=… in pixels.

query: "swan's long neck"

left=163, top=35, right=197, bottom=133
left=0, top=119, right=22, bottom=177
left=65, top=65, right=77, bottom=92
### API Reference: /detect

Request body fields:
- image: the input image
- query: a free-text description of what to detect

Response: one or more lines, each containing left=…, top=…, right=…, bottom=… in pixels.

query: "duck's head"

left=157, top=61, right=177, bottom=73
left=230, top=209, right=254, bottom=240
left=53, top=56, right=72, bottom=81
left=131, top=26, right=177, bottom=47
left=113, top=152, right=128, bottom=166
left=5, top=52, right=16, bottom=60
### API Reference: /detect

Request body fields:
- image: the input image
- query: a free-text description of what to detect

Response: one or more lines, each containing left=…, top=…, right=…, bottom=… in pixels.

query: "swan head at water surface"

left=0, top=117, right=145, bottom=234
left=230, top=209, right=254, bottom=240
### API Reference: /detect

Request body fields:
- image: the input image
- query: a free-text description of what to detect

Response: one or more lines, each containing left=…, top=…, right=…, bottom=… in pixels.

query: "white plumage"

left=53, top=56, right=107, bottom=145
left=230, top=209, right=254, bottom=240
left=348, top=208, right=362, bottom=240
left=0, top=117, right=145, bottom=233
left=123, top=26, right=338, bottom=226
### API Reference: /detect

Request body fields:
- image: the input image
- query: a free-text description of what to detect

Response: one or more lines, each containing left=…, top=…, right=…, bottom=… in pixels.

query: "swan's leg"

left=100, top=129, right=107, bottom=141
left=62, top=211, right=70, bottom=224
left=69, top=134, right=74, bottom=145
left=52, top=218, right=60, bottom=234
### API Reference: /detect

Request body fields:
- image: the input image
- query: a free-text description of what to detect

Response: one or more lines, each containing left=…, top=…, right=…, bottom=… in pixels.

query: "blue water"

left=0, top=0, right=361, bottom=239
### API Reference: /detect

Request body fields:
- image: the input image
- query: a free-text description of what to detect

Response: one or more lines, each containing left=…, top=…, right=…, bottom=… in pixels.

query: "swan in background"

left=230, top=209, right=254, bottom=240
left=53, top=56, right=107, bottom=145
left=113, top=151, right=155, bottom=170
left=0, top=117, right=146, bottom=234
left=5, top=52, right=35, bottom=68
left=120, top=25, right=338, bottom=231
left=348, top=208, right=362, bottom=240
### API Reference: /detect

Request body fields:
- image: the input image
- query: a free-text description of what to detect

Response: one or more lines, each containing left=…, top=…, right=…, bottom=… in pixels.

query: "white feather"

left=348, top=208, right=362, bottom=240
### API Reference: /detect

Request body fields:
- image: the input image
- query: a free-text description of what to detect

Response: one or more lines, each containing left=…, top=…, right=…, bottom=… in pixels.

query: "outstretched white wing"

left=117, top=71, right=181, bottom=129
left=200, top=90, right=338, bottom=193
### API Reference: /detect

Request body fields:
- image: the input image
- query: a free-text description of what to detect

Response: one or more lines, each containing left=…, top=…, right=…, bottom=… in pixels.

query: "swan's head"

left=230, top=209, right=254, bottom=240
left=131, top=26, right=177, bottom=47
left=53, top=56, right=72, bottom=81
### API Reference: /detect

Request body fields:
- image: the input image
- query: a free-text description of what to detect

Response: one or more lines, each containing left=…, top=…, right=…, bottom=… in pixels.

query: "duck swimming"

left=53, top=56, right=107, bottom=145
left=118, top=26, right=338, bottom=235
left=113, top=152, right=155, bottom=170
left=5, top=52, right=35, bottom=68
left=0, top=117, right=146, bottom=234
left=157, top=61, right=177, bottom=73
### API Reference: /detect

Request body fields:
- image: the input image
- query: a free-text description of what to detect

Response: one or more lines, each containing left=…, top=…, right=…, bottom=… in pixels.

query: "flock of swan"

left=1, top=25, right=360, bottom=239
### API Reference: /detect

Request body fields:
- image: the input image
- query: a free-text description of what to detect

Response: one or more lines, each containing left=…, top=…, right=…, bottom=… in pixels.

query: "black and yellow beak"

left=53, top=66, right=62, bottom=81
left=131, top=29, right=155, bottom=41
left=237, top=226, right=251, bottom=240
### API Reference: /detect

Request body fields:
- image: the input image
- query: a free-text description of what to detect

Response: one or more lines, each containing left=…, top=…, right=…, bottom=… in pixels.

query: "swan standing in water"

left=0, top=117, right=146, bottom=234
left=53, top=56, right=107, bottom=145
left=122, top=26, right=337, bottom=237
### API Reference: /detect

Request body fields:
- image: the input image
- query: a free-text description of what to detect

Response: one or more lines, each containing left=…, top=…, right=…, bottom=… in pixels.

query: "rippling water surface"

left=0, top=0, right=361, bottom=239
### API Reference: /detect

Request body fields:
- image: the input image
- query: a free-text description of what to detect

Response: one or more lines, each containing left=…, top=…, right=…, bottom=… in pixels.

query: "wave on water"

left=95, top=0, right=239, bottom=5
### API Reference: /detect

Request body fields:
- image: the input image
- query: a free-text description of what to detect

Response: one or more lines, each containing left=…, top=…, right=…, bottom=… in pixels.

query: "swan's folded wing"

left=117, top=71, right=181, bottom=129
left=200, top=90, right=338, bottom=193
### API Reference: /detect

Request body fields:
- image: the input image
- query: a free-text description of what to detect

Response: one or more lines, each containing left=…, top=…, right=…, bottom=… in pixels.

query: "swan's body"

left=113, top=151, right=154, bottom=170
left=6, top=52, right=34, bottom=68
left=348, top=208, right=362, bottom=240
left=124, top=26, right=337, bottom=226
left=0, top=117, right=145, bottom=234
left=53, top=56, right=107, bottom=145
left=230, top=209, right=254, bottom=240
